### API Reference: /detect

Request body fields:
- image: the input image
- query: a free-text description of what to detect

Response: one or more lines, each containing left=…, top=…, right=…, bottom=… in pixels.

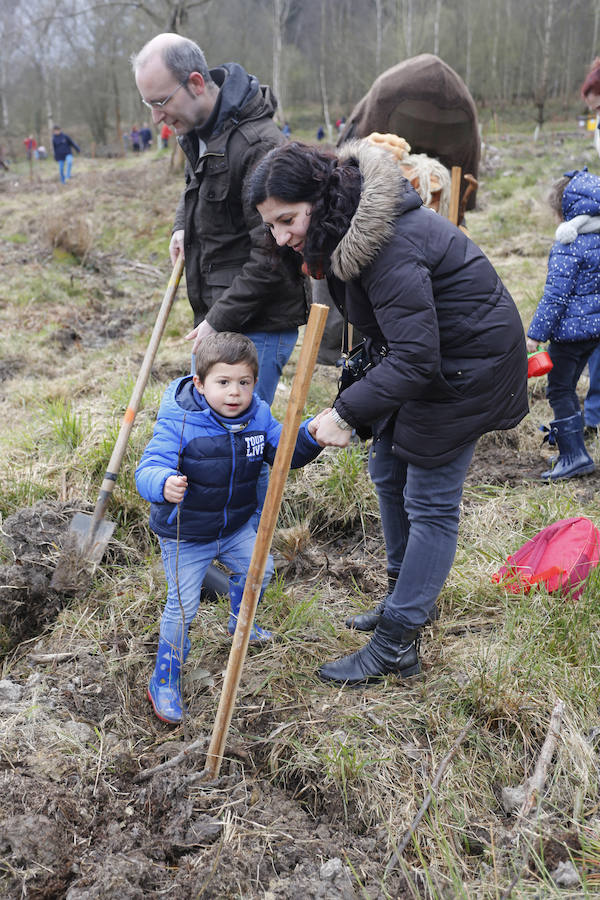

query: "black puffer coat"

left=329, top=141, right=528, bottom=467
left=174, top=64, right=309, bottom=332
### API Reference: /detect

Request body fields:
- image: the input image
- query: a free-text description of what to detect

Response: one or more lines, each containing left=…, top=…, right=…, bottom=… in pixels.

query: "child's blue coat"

left=528, top=169, right=600, bottom=343
left=135, top=376, right=321, bottom=541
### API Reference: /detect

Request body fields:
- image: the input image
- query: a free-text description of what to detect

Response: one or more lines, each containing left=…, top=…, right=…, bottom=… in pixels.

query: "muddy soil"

left=1, top=421, right=591, bottom=898
left=2, top=403, right=597, bottom=898
left=0, top=498, right=417, bottom=899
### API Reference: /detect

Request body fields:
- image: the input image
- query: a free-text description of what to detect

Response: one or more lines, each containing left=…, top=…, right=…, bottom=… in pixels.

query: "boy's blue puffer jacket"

left=135, top=376, right=321, bottom=541
left=528, top=169, right=600, bottom=343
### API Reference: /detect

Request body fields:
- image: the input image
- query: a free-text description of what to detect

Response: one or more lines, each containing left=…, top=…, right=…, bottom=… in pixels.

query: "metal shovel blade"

left=66, top=512, right=117, bottom=564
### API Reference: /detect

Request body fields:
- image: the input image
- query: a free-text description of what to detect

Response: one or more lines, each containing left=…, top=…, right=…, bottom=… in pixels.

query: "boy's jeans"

left=243, top=328, right=298, bottom=524
left=368, top=429, right=476, bottom=629
left=157, top=521, right=274, bottom=644
left=58, top=154, right=74, bottom=183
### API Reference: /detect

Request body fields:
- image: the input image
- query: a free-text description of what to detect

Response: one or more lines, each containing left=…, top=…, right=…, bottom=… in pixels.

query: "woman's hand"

left=526, top=337, right=540, bottom=353
left=314, top=410, right=353, bottom=447
left=307, top=408, right=332, bottom=444
left=164, top=474, right=188, bottom=503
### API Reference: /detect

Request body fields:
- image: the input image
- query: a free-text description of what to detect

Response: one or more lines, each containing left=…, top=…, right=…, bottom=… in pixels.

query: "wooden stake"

left=449, top=166, right=462, bottom=226
left=204, top=303, right=329, bottom=778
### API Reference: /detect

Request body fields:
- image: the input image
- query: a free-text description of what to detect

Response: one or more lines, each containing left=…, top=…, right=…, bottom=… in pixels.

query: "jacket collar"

left=331, top=139, right=419, bottom=281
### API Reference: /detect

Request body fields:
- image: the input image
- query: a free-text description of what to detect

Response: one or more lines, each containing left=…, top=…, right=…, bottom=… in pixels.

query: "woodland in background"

left=1, top=0, right=600, bottom=157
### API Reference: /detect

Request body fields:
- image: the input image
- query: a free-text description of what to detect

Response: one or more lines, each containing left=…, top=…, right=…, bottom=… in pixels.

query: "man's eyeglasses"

left=141, top=80, right=187, bottom=110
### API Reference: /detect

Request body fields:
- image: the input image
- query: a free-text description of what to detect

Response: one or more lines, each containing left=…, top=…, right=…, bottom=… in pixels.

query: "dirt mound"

left=0, top=664, right=405, bottom=899
left=0, top=501, right=92, bottom=653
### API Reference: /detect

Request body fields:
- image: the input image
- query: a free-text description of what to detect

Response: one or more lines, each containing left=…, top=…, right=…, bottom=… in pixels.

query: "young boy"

left=136, top=332, right=323, bottom=723
left=526, top=168, right=600, bottom=480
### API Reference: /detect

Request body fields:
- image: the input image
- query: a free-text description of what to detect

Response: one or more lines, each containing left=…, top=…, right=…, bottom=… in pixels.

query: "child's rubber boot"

left=227, top=581, right=274, bottom=645
left=148, top=634, right=189, bottom=724
left=541, top=412, right=595, bottom=481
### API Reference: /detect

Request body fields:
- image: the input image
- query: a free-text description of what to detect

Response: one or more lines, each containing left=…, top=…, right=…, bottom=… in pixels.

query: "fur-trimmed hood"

left=331, top=139, right=419, bottom=281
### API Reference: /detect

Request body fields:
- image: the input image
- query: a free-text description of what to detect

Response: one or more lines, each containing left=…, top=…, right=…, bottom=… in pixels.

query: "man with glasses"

left=132, top=33, right=309, bottom=409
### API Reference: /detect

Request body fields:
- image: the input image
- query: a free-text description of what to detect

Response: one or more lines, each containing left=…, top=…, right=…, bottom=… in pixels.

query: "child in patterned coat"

left=527, top=168, right=600, bottom=480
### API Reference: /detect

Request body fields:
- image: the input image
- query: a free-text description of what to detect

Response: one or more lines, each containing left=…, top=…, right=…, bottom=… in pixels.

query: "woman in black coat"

left=249, top=140, right=528, bottom=686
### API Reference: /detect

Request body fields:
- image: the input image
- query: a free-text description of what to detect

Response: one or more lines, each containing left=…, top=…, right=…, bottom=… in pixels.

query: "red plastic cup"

left=527, top=349, right=553, bottom=378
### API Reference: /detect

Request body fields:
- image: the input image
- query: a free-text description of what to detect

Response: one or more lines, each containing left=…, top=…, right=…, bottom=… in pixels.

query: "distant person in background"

left=282, top=121, right=291, bottom=139
left=140, top=123, right=153, bottom=150
left=52, top=126, right=80, bottom=183
left=36, top=145, right=47, bottom=160
left=160, top=122, right=173, bottom=148
left=316, top=125, right=325, bottom=140
left=23, top=135, right=37, bottom=160
left=130, top=125, right=141, bottom=152
left=578, top=59, right=600, bottom=438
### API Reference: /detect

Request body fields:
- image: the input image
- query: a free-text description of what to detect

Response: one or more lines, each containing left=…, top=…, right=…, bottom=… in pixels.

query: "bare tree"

left=272, top=0, right=298, bottom=124
left=433, top=0, right=442, bottom=56
left=592, top=0, right=600, bottom=64
left=534, top=0, right=555, bottom=126
left=319, top=0, right=332, bottom=140
left=374, top=0, right=383, bottom=73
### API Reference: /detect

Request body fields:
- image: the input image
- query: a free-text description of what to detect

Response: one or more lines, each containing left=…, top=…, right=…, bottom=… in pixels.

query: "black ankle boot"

left=318, top=617, right=421, bottom=686
left=345, top=571, right=398, bottom=632
left=200, top=562, right=230, bottom=603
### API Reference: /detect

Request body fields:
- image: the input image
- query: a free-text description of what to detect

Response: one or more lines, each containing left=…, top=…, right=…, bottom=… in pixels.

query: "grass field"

left=0, top=126, right=599, bottom=898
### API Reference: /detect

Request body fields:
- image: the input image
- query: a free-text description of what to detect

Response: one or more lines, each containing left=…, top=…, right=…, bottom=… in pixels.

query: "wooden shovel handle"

left=205, top=303, right=329, bottom=778
left=89, top=255, right=185, bottom=530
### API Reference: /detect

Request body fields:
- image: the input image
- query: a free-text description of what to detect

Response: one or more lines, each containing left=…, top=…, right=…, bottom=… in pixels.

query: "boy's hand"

left=308, top=408, right=331, bottom=443
left=164, top=474, right=188, bottom=503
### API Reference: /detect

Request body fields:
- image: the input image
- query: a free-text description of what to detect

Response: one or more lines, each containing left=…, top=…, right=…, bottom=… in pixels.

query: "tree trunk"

left=433, top=0, right=442, bottom=56
left=319, top=0, right=332, bottom=141
left=403, top=0, right=413, bottom=57
left=465, top=0, right=472, bottom=89
left=113, top=69, right=124, bottom=157
left=374, top=0, right=383, bottom=73
left=36, top=56, right=55, bottom=152
left=535, top=0, right=555, bottom=127
left=0, top=51, right=8, bottom=131
left=592, top=0, right=600, bottom=66
left=272, top=0, right=285, bottom=124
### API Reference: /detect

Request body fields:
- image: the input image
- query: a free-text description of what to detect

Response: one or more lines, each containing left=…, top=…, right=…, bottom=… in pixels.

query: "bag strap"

left=341, top=307, right=353, bottom=359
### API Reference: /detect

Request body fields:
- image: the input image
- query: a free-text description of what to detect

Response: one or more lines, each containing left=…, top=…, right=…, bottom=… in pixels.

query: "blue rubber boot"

left=227, top=579, right=274, bottom=644
left=148, top=631, right=190, bottom=724
left=541, top=412, right=595, bottom=481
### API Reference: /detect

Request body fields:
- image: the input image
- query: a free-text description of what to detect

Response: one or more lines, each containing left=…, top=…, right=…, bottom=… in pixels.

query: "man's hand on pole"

left=169, top=229, right=185, bottom=266
left=186, top=319, right=217, bottom=354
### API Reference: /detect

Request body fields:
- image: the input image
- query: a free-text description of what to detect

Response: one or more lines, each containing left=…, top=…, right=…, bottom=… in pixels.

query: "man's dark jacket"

left=328, top=141, right=528, bottom=468
left=174, top=64, right=309, bottom=331
left=52, top=132, right=80, bottom=162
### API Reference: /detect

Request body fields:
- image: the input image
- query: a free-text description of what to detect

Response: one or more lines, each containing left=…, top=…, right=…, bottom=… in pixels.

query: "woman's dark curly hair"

left=248, top=142, right=362, bottom=275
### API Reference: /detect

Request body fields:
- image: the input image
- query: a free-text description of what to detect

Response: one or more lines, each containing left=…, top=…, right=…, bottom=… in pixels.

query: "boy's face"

left=193, top=362, right=256, bottom=418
